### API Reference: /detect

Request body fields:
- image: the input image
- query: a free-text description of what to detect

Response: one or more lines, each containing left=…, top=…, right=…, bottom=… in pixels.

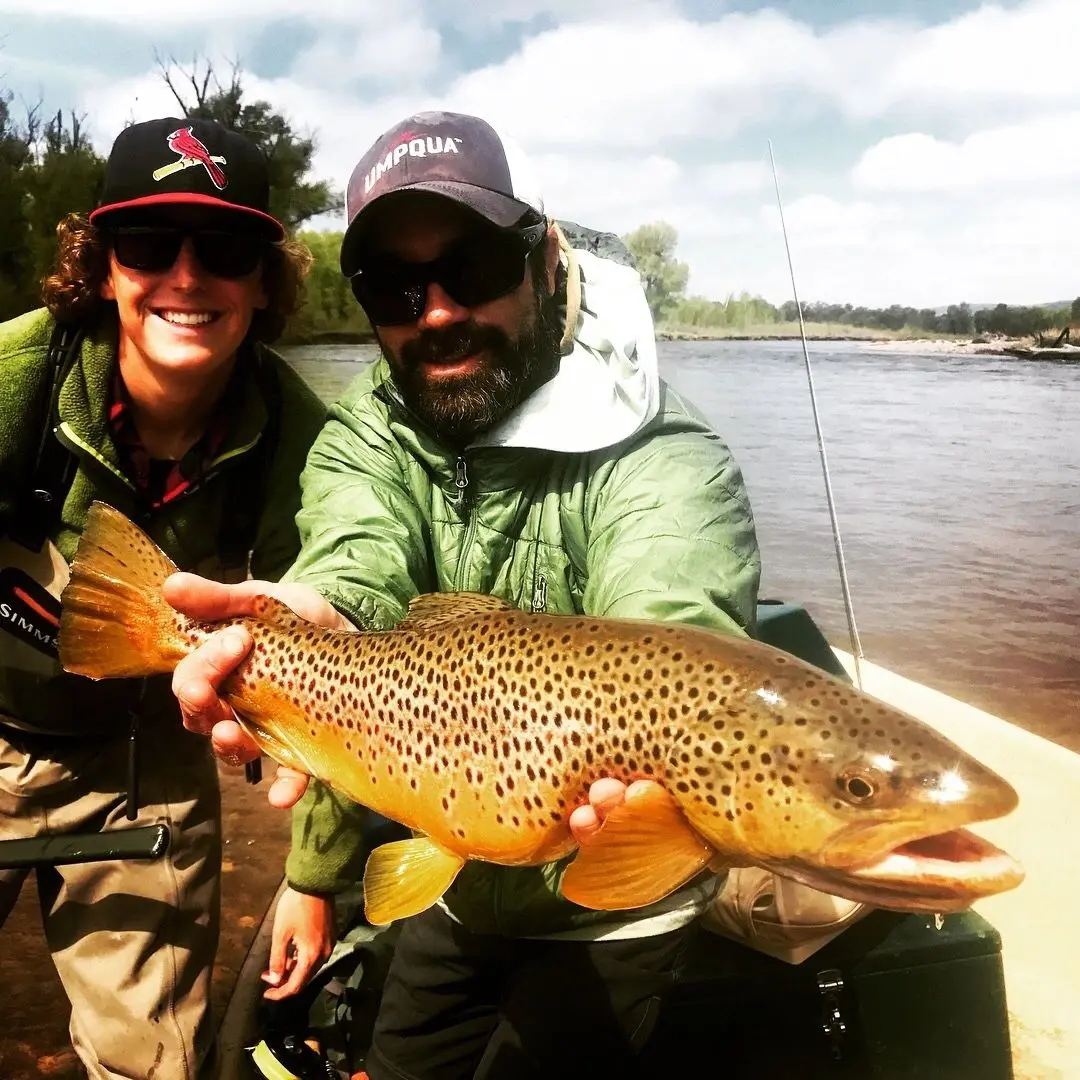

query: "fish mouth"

left=828, top=828, right=1025, bottom=913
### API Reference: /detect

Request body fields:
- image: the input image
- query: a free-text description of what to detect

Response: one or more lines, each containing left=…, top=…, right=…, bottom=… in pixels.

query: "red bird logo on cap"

left=152, top=127, right=228, bottom=190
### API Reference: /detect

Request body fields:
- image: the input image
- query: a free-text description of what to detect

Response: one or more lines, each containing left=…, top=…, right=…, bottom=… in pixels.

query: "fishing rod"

left=767, top=140, right=865, bottom=690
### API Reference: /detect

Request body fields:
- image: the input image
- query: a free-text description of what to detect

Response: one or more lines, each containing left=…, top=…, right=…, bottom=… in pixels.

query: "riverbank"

left=282, top=324, right=1080, bottom=364
left=657, top=322, right=1080, bottom=361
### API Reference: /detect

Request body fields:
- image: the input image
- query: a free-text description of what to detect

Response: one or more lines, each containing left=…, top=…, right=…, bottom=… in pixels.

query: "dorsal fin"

left=395, top=591, right=518, bottom=631
left=249, top=594, right=312, bottom=633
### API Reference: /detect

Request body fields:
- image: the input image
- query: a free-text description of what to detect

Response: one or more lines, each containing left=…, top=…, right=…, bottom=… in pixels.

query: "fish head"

left=704, top=649, right=1025, bottom=912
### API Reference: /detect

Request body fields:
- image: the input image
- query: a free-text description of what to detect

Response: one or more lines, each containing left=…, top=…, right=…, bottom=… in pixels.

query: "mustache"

left=401, top=321, right=511, bottom=367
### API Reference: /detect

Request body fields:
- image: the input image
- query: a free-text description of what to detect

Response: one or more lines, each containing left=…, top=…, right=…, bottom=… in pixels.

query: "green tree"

left=288, top=230, right=372, bottom=341
left=23, top=109, right=106, bottom=288
left=0, top=91, right=34, bottom=321
left=159, top=56, right=341, bottom=231
left=1071, top=296, right=1080, bottom=323
left=943, top=303, right=973, bottom=335
left=621, top=221, right=689, bottom=322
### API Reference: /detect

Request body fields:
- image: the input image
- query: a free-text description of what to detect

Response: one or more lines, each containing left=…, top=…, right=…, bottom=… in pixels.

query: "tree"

left=289, top=230, right=372, bottom=341
left=621, top=221, right=689, bottom=323
left=158, top=55, right=341, bottom=231
left=1071, top=296, right=1080, bottom=323
left=22, top=109, right=106, bottom=289
left=0, top=90, right=34, bottom=320
left=943, top=303, right=973, bottom=335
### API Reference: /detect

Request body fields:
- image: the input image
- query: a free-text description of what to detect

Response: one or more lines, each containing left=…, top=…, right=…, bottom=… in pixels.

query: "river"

left=281, top=339, right=1080, bottom=755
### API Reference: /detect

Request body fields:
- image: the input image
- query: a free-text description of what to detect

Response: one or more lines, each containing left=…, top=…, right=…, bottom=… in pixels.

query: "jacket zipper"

left=453, top=455, right=478, bottom=590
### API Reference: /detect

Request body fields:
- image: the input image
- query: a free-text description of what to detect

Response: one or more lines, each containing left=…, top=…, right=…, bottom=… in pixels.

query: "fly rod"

left=767, top=140, right=865, bottom=689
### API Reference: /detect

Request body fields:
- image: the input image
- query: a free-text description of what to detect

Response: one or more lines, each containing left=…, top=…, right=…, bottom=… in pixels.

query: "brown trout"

left=58, top=502, right=1024, bottom=926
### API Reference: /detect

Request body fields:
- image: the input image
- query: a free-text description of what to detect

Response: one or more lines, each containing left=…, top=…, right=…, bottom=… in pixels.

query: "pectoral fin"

left=560, top=783, right=718, bottom=911
left=363, top=838, right=467, bottom=926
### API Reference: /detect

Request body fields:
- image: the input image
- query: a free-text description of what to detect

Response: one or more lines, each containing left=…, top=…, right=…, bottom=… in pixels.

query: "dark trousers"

left=365, top=905, right=697, bottom=1080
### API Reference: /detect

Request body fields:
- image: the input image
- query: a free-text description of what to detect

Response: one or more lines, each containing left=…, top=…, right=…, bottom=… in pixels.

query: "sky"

left=1, top=0, right=1077, bottom=309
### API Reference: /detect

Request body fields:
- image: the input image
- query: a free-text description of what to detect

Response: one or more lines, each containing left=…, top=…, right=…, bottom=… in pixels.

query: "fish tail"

left=58, top=501, right=191, bottom=679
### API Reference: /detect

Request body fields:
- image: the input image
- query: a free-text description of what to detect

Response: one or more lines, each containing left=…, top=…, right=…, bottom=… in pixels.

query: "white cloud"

left=289, top=19, right=442, bottom=87
left=762, top=194, right=888, bottom=249
left=0, top=0, right=670, bottom=26
left=0, top=0, right=369, bottom=22
left=854, top=0, right=1080, bottom=116
left=10, top=0, right=1080, bottom=309
left=442, top=12, right=826, bottom=150
left=853, top=112, right=1080, bottom=191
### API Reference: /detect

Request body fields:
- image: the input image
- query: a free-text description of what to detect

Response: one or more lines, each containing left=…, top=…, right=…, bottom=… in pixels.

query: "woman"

left=0, top=116, right=326, bottom=1079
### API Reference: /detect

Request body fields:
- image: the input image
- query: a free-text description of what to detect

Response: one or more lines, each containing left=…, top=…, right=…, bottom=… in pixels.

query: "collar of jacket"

left=370, top=361, right=543, bottom=497
left=55, top=310, right=273, bottom=492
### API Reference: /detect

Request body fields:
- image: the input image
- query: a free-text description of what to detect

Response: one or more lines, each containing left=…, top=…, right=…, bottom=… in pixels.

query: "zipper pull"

left=531, top=575, right=548, bottom=613
left=454, top=457, right=469, bottom=501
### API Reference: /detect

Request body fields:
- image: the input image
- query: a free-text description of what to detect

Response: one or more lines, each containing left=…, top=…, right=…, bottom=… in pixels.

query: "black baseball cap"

left=340, top=110, right=545, bottom=276
left=89, top=117, right=285, bottom=240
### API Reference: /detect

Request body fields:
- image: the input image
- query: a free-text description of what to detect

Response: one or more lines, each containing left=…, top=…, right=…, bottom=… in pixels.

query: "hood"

left=468, top=247, right=660, bottom=455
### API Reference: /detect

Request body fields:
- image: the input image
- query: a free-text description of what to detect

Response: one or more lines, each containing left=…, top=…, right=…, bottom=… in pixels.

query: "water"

left=281, top=339, right=1080, bottom=753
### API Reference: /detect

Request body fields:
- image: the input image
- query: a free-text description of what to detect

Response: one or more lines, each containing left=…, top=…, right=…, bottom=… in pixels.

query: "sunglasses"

left=109, top=226, right=266, bottom=280
left=350, top=221, right=548, bottom=326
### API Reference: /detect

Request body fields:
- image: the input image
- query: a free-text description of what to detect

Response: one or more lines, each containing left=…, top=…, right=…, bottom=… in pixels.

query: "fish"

left=57, top=501, right=1024, bottom=926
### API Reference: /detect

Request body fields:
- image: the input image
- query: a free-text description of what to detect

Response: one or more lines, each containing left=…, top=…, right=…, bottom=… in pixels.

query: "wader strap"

left=8, top=324, right=84, bottom=552
left=214, top=351, right=282, bottom=788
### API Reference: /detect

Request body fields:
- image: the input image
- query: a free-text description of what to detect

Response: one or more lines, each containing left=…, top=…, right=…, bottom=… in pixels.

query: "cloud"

left=853, top=0, right=1080, bottom=117
left=853, top=112, right=1080, bottom=191
left=289, top=18, right=442, bottom=86
left=0, top=0, right=671, bottom=27
left=9, top=0, right=1080, bottom=309
left=441, top=12, right=827, bottom=150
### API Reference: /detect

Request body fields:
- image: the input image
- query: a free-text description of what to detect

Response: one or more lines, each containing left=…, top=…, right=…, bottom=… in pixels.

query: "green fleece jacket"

left=281, top=248, right=762, bottom=937
left=0, top=306, right=326, bottom=735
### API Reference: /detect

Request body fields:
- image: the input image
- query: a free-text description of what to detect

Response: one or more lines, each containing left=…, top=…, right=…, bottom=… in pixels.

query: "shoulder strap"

left=7, top=324, right=83, bottom=551
left=216, top=349, right=283, bottom=575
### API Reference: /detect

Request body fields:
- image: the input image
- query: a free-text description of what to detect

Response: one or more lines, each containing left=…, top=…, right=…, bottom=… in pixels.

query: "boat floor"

left=1, top=689, right=1074, bottom=1080
left=0, top=765, right=290, bottom=1080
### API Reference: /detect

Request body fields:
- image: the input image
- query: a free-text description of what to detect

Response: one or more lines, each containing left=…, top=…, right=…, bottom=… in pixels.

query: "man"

left=168, top=110, right=761, bottom=1078
left=0, top=117, right=325, bottom=1078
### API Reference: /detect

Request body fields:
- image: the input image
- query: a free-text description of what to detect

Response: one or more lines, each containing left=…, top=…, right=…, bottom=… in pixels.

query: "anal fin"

left=560, top=783, right=716, bottom=911
left=363, top=838, right=466, bottom=926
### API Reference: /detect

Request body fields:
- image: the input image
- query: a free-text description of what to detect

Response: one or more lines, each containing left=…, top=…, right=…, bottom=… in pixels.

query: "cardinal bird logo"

left=152, top=127, right=228, bottom=190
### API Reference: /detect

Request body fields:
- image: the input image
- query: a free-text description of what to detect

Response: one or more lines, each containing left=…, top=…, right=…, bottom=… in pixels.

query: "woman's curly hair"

left=41, top=213, right=313, bottom=345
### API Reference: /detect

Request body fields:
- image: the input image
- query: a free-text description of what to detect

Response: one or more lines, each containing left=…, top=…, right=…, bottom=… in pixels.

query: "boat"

left=203, top=598, right=1076, bottom=1080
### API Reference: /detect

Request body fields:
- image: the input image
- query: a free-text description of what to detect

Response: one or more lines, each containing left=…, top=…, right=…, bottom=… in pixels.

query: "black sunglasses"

left=109, top=226, right=266, bottom=280
left=350, top=221, right=548, bottom=326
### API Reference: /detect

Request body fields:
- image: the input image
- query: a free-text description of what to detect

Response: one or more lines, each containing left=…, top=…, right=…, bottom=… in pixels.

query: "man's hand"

left=261, top=887, right=335, bottom=1001
left=164, top=573, right=354, bottom=808
left=570, top=778, right=664, bottom=844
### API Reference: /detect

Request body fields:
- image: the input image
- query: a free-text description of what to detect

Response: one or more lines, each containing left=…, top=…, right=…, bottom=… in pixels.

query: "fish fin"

left=560, top=783, right=716, bottom=911
left=395, top=591, right=518, bottom=631
left=229, top=699, right=319, bottom=776
left=58, top=501, right=190, bottom=679
left=363, top=838, right=466, bottom=926
left=247, top=594, right=315, bottom=633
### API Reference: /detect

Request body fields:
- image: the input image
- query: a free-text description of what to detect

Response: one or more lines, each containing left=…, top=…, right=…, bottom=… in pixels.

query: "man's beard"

left=379, top=286, right=563, bottom=447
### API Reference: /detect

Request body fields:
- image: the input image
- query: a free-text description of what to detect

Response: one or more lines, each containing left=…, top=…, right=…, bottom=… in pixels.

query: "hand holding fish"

left=163, top=572, right=354, bottom=809
left=60, top=503, right=1026, bottom=927
left=161, top=566, right=640, bottom=841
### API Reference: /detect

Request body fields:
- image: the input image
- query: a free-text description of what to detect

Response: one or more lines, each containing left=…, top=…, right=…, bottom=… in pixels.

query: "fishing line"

left=767, top=140, right=865, bottom=689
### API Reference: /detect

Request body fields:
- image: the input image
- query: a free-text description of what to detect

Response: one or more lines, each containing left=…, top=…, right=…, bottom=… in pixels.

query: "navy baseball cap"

left=89, top=117, right=285, bottom=240
left=340, top=110, right=545, bottom=276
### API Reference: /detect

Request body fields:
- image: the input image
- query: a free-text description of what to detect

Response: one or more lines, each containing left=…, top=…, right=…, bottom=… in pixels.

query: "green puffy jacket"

left=0, top=307, right=327, bottom=735
left=283, top=248, right=762, bottom=937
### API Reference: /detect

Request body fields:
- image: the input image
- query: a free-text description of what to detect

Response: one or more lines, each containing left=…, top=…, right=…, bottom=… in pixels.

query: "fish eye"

left=837, top=770, right=878, bottom=804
